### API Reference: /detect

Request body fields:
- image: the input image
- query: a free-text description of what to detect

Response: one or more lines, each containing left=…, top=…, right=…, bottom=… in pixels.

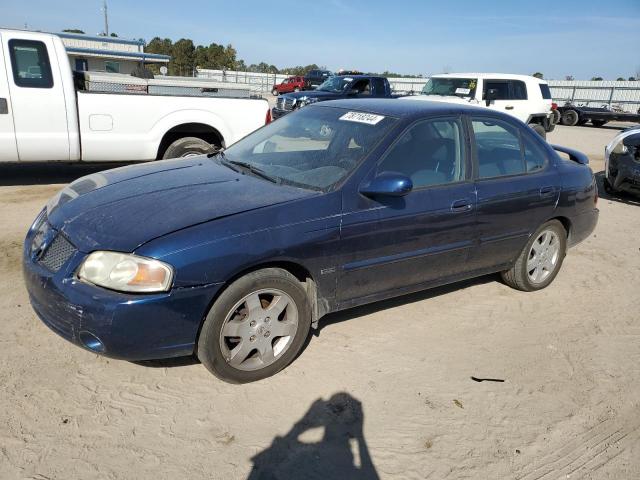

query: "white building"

left=56, top=32, right=170, bottom=74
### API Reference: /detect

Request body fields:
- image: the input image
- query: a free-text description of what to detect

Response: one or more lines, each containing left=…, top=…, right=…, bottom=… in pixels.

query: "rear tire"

left=272, top=89, right=278, bottom=96
left=591, top=119, right=607, bottom=127
left=162, top=137, right=215, bottom=159
left=529, top=123, right=547, bottom=139
left=294, top=87, right=300, bottom=92
left=197, top=268, right=312, bottom=383
left=501, top=220, right=567, bottom=292
left=561, top=109, right=579, bottom=126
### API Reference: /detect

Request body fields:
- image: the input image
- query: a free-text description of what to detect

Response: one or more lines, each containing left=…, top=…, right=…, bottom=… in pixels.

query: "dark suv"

left=304, top=69, right=333, bottom=88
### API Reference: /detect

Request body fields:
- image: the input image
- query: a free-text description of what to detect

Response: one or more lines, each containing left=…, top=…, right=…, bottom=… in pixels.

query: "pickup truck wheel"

left=294, top=87, right=300, bottom=92
left=197, top=268, right=312, bottom=383
left=162, top=137, right=215, bottom=159
left=501, top=220, right=566, bottom=292
left=529, top=123, right=546, bottom=139
left=591, top=119, right=607, bottom=127
left=272, top=89, right=278, bottom=96
left=561, top=109, right=579, bottom=126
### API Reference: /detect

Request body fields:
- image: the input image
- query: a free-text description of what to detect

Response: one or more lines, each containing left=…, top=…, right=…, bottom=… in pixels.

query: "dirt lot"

left=1, top=124, right=639, bottom=480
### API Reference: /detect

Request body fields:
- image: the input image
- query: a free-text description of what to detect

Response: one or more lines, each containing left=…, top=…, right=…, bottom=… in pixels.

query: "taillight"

left=265, top=109, right=272, bottom=125
left=551, top=102, right=558, bottom=110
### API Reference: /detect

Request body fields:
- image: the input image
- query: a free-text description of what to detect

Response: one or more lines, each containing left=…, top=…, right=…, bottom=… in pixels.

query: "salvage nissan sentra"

left=23, top=99, right=599, bottom=383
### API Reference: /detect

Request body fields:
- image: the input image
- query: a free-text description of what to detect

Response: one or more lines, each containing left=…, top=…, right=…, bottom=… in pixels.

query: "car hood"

left=46, top=157, right=316, bottom=253
left=283, top=90, right=342, bottom=101
left=402, top=94, right=479, bottom=105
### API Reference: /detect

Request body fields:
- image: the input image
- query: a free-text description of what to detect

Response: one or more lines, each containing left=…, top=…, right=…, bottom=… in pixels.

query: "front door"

left=0, top=33, right=19, bottom=161
left=338, top=116, right=476, bottom=306
left=467, top=116, right=560, bottom=271
left=3, top=32, right=70, bottom=161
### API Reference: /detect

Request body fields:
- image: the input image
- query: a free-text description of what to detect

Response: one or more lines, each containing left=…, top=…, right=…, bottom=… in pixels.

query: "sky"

left=1, top=0, right=639, bottom=79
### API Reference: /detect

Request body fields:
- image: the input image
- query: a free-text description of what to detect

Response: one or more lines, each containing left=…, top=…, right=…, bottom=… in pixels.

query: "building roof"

left=56, top=31, right=145, bottom=46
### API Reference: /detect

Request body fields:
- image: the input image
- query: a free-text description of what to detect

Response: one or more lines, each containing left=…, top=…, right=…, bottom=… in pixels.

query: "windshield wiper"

left=226, top=160, right=280, bottom=184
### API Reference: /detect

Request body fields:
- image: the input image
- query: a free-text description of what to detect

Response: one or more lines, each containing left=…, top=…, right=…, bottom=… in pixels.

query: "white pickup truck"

left=0, top=29, right=270, bottom=162
left=403, top=73, right=556, bottom=138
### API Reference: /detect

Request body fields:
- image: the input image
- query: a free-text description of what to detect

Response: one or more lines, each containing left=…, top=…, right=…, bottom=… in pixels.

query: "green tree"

left=532, top=72, right=544, bottom=79
left=616, top=77, right=625, bottom=81
left=171, top=38, right=195, bottom=76
left=62, top=28, right=85, bottom=34
left=591, top=76, right=603, bottom=81
left=629, top=77, right=637, bottom=81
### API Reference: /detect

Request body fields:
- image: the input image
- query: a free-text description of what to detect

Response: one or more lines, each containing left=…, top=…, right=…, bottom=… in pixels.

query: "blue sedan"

left=23, top=99, right=599, bottom=383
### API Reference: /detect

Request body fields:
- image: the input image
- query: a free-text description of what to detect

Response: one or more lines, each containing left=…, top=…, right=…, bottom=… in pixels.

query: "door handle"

left=0, top=98, right=7, bottom=115
left=505, top=105, right=514, bottom=110
left=539, top=186, right=555, bottom=198
left=451, top=199, right=473, bottom=212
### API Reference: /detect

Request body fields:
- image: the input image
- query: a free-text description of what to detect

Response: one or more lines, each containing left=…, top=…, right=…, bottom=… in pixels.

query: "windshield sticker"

left=339, top=112, right=385, bottom=125
left=455, top=87, right=471, bottom=95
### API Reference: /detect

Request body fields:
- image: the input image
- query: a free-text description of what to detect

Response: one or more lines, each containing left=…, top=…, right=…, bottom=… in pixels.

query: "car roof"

left=432, top=73, right=547, bottom=83
left=313, top=98, right=508, bottom=119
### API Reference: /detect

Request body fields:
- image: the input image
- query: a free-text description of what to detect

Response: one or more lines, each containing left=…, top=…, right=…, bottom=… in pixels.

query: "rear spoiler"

left=551, top=144, right=589, bottom=165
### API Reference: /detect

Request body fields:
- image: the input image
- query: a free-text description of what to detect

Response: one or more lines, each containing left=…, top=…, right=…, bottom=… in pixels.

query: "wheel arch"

left=548, top=215, right=572, bottom=239
left=156, top=122, right=224, bottom=159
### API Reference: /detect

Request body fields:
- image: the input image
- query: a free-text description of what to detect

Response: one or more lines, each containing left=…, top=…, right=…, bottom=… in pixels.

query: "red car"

left=272, top=76, right=306, bottom=96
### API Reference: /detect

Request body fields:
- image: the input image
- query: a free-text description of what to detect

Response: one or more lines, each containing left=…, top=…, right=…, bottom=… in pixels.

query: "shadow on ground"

left=247, top=392, right=379, bottom=480
left=0, top=163, right=131, bottom=186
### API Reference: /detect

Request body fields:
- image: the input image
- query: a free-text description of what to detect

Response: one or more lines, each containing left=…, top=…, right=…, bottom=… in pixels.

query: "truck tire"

left=561, top=109, right=579, bottom=126
left=162, top=137, right=215, bottom=159
left=591, top=119, right=607, bottom=127
left=529, top=123, right=547, bottom=139
left=294, top=87, right=300, bottom=92
left=552, top=109, right=561, bottom=124
left=272, top=89, right=278, bottom=96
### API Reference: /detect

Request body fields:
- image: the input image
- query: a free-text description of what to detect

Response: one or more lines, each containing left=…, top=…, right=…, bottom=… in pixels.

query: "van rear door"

left=3, top=31, right=70, bottom=161
left=0, top=32, right=19, bottom=161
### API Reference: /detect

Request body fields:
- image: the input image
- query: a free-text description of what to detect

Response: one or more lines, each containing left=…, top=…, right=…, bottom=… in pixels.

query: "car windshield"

left=421, top=77, right=477, bottom=98
left=221, top=106, right=397, bottom=191
left=317, top=76, right=353, bottom=93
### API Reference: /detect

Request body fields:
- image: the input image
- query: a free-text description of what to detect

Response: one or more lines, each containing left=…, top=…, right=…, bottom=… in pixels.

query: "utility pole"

left=101, top=0, right=109, bottom=36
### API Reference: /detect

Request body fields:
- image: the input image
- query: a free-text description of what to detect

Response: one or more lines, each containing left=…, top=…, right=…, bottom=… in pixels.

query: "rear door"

left=0, top=32, right=19, bottom=161
left=483, top=79, right=529, bottom=123
left=3, top=32, right=71, bottom=160
left=467, top=115, right=560, bottom=271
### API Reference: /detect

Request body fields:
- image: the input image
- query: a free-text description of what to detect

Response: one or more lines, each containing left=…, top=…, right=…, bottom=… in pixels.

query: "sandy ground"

left=0, top=124, right=639, bottom=480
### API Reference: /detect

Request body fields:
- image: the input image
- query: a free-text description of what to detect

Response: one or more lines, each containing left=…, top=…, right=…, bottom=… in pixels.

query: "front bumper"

left=272, top=107, right=291, bottom=120
left=23, top=220, right=223, bottom=361
left=605, top=152, right=640, bottom=195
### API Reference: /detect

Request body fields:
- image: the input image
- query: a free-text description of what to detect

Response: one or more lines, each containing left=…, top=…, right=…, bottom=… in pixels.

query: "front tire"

left=162, top=137, right=215, bottom=159
left=501, top=220, right=567, bottom=292
left=197, top=268, right=311, bottom=383
left=272, top=89, right=279, bottom=96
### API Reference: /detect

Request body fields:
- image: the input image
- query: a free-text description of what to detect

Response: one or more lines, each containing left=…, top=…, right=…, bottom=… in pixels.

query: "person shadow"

left=247, top=392, right=380, bottom=480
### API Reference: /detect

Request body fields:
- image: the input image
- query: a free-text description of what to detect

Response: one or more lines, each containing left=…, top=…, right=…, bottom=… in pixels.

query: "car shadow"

left=247, top=392, right=379, bottom=480
left=0, top=162, right=132, bottom=186
left=594, top=171, right=640, bottom=207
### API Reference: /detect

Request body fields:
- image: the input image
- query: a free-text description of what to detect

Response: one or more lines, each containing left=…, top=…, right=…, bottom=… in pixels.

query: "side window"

left=105, top=61, right=119, bottom=73
left=352, top=79, right=371, bottom=95
left=371, top=78, right=386, bottom=95
left=8, top=39, right=54, bottom=88
left=539, top=83, right=552, bottom=99
left=378, top=118, right=466, bottom=188
left=472, top=118, right=525, bottom=178
left=510, top=80, right=527, bottom=100
left=522, top=133, right=547, bottom=172
left=483, top=81, right=509, bottom=100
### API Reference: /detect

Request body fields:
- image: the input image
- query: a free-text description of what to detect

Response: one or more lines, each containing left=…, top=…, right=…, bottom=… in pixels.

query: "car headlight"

left=296, top=96, right=318, bottom=108
left=78, top=251, right=173, bottom=293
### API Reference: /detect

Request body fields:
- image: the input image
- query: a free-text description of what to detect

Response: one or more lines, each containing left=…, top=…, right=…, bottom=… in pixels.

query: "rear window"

left=539, top=84, right=552, bottom=99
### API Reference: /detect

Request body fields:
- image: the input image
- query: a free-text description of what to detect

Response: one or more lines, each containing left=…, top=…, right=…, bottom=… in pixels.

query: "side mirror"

left=360, top=172, right=413, bottom=198
left=485, top=88, right=499, bottom=107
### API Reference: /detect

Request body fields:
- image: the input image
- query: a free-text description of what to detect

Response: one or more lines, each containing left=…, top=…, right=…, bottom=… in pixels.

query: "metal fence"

left=196, top=69, right=640, bottom=113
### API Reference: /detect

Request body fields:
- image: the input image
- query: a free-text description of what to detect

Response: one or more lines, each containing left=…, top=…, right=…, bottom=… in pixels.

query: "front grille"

left=284, top=97, right=295, bottom=111
left=39, top=234, right=76, bottom=272
left=276, top=97, right=285, bottom=110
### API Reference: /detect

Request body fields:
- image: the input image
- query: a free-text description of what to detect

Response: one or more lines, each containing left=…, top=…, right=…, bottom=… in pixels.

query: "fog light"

left=79, top=331, right=105, bottom=353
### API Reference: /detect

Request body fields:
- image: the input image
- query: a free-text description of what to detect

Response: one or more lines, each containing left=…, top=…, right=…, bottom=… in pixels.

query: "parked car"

left=0, top=29, right=270, bottom=162
left=304, top=69, right=333, bottom=88
left=559, top=103, right=640, bottom=127
left=24, top=99, right=598, bottom=383
left=272, top=74, right=393, bottom=119
left=404, top=73, right=556, bottom=138
left=271, top=76, right=306, bottom=96
left=604, top=126, right=640, bottom=195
